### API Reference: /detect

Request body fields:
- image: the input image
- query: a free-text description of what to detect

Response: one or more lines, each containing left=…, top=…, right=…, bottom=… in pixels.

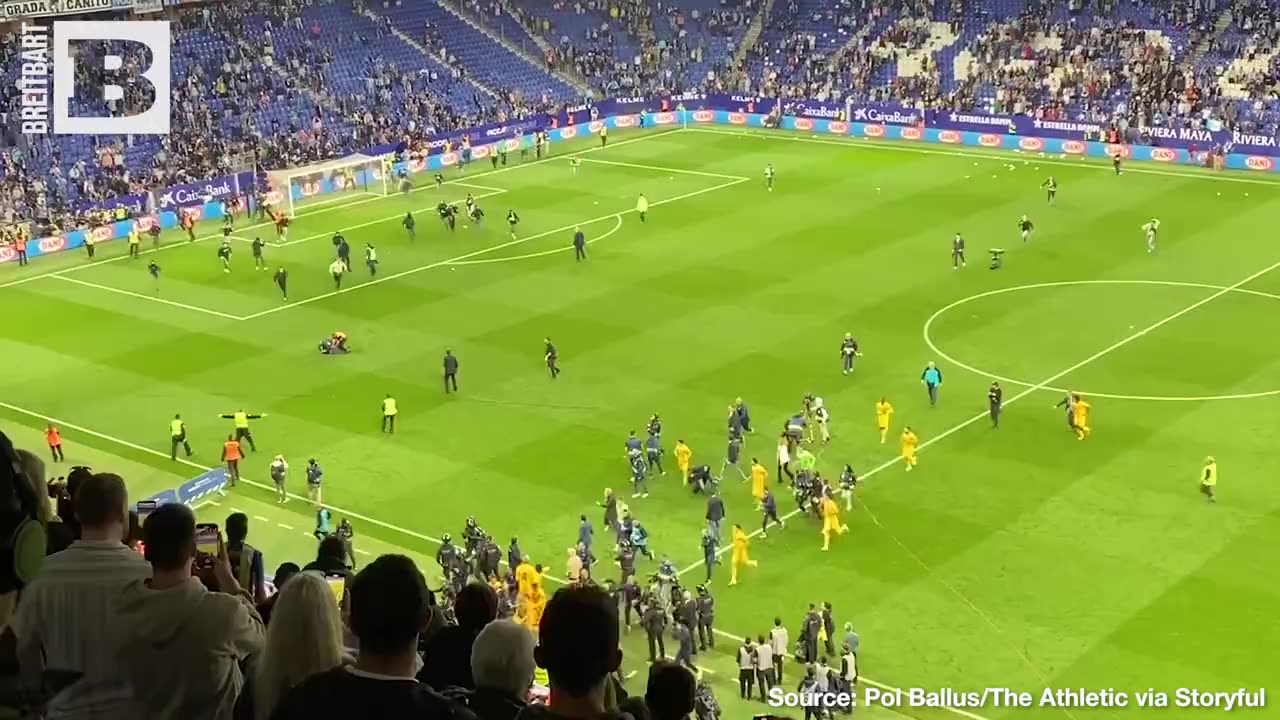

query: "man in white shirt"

left=736, top=638, right=756, bottom=700
left=753, top=633, right=775, bottom=695
left=769, top=616, right=790, bottom=684
left=13, top=473, right=151, bottom=720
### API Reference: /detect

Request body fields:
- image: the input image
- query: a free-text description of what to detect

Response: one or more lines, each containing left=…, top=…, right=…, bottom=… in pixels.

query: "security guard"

left=218, top=409, right=264, bottom=451
left=169, top=414, right=193, bottom=460
left=381, top=395, right=397, bottom=433
left=642, top=600, right=667, bottom=662
left=696, top=585, right=715, bottom=651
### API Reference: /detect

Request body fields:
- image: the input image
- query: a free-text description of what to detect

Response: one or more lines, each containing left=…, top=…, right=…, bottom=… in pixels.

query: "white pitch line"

left=277, top=523, right=294, bottom=530
left=240, top=177, right=750, bottom=320
left=52, top=274, right=243, bottom=320
left=678, top=257, right=1280, bottom=574
left=0, top=396, right=986, bottom=720
left=579, top=156, right=749, bottom=181
left=687, top=126, right=1280, bottom=186
left=448, top=214, right=624, bottom=266
left=0, top=128, right=682, bottom=291
left=924, top=279, right=1280, bottom=402
left=449, top=180, right=510, bottom=193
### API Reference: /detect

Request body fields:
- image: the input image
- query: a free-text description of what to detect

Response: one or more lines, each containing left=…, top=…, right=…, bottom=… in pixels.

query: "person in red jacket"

left=45, top=424, right=64, bottom=462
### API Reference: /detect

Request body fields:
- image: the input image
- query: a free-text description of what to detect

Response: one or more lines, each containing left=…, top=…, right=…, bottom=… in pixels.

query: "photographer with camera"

left=115, top=503, right=264, bottom=720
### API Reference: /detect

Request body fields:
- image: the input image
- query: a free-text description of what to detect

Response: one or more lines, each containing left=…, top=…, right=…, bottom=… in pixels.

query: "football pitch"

left=3, top=126, right=1280, bottom=719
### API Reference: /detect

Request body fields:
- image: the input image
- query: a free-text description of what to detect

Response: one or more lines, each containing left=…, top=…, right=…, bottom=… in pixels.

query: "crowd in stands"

left=4, top=0, right=1280, bottom=232
left=0, top=432, right=732, bottom=720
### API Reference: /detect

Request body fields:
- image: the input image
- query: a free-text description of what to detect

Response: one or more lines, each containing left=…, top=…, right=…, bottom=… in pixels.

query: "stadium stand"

left=6, top=2, right=1280, bottom=718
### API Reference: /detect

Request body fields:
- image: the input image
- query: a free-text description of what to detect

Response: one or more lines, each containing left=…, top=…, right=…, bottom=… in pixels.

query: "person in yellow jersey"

left=875, top=397, right=893, bottom=444
left=1200, top=456, right=1217, bottom=503
left=381, top=394, right=398, bottom=433
left=820, top=494, right=849, bottom=551
left=728, top=523, right=758, bottom=586
left=750, top=458, right=768, bottom=507
left=900, top=426, right=918, bottom=471
left=1071, top=394, right=1091, bottom=440
left=515, top=558, right=540, bottom=598
left=675, top=439, right=692, bottom=485
left=636, top=193, right=648, bottom=223
left=218, top=409, right=264, bottom=451
left=128, top=221, right=141, bottom=259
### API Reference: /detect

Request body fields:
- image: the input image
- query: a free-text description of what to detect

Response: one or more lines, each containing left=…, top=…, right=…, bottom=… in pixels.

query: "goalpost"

left=265, top=153, right=396, bottom=218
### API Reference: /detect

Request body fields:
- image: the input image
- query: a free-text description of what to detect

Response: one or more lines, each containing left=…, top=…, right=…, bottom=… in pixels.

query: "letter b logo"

left=53, top=21, right=170, bottom=135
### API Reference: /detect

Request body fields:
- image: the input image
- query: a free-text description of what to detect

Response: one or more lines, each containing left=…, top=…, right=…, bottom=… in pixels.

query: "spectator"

left=304, top=534, right=350, bottom=578
left=250, top=572, right=350, bottom=720
left=115, top=503, right=265, bottom=720
left=15, top=448, right=74, bottom=554
left=226, top=512, right=266, bottom=604
left=519, top=585, right=628, bottom=720
left=464, top=619, right=536, bottom=720
left=269, top=554, right=467, bottom=718
left=645, top=662, right=695, bottom=720
left=420, top=581, right=498, bottom=690
left=256, top=562, right=300, bottom=626
left=11, top=472, right=150, bottom=720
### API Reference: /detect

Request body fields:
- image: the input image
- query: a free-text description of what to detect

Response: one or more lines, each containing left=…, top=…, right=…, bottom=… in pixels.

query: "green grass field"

left=3, top=126, right=1279, bottom=719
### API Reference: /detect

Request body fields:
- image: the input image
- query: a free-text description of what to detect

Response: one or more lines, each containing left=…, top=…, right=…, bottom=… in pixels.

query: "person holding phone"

left=116, top=503, right=265, bottom=720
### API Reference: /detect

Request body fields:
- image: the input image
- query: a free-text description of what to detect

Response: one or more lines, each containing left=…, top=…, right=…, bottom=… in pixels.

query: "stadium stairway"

left=496, top=0, right=555, bottom=57
left=1184, top=5, right=1240, bottom=68
left=429, top=0, right=591, bottom=97
left=354, top=2, right=502, bottom=99
left=732, top=0, right=777, bottom=66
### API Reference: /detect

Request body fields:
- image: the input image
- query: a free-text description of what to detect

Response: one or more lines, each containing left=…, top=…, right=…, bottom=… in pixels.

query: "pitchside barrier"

left=5, top=110, right=1276, bottom=265
left=137, top=467, right=228, bottom=511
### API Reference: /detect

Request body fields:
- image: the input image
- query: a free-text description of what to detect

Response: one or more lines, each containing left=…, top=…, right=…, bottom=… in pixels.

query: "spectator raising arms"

left=269, top=554, right=469, bottom=719
left=115, top=503, right=265, bottom=720
left=249, top=572, right=350, bottom=720
left=12, top=472, right=150, bottom=720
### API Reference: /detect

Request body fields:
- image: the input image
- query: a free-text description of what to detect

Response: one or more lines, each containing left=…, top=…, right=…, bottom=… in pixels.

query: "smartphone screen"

left=195, top=524, right=219, bottom=557
left=325, top=573, right=346, bottom=605
left=136, top=500, right=158, bottom=521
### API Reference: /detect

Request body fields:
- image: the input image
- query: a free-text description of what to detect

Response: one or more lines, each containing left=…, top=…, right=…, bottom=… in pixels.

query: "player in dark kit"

left=403, top=212, right=416, bottom=241
left=333, top=232, right=351, bottom=271
left=840, top=333, right=860, bottom=375
left=952, top=233, right=965, bottom=269
left=434, top=172, right=444, bottom=189
left=1112, top=153, right=1123, bottom=176
left=443, top=348, right=459, bottom=392
left=988, top=381, right=1003, bottom=429
left=252, top=237, right=266, bottom=270
left=217, top=240, right=232, bottom=273
left=437, top=202, right=456, bottom=231
left=1018, top=215, right=1034, bottom=243
left=148, top=260, right=161, bottom=292
left=1042, top=176, right=1057, bottom=204
left=544, top=337, right=560, bottom=379
left=273, top=267, right=288, bottom=300
left=573, top=226, right=586, bottom=261
left=507, top=210, right=520, bottom=239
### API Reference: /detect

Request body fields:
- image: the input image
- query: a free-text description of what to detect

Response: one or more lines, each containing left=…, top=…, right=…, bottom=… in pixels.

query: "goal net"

left=265, top=153, right=395, bottom=218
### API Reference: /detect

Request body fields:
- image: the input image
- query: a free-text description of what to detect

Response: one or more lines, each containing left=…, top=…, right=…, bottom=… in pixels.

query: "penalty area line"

left=448, top=215, right=624, bottom=266
left=52, top=274, right=244, bottom=321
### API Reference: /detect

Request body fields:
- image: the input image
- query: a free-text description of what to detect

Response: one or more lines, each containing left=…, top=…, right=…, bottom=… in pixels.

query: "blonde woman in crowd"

left=252, top=572, right=350, bottom=720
